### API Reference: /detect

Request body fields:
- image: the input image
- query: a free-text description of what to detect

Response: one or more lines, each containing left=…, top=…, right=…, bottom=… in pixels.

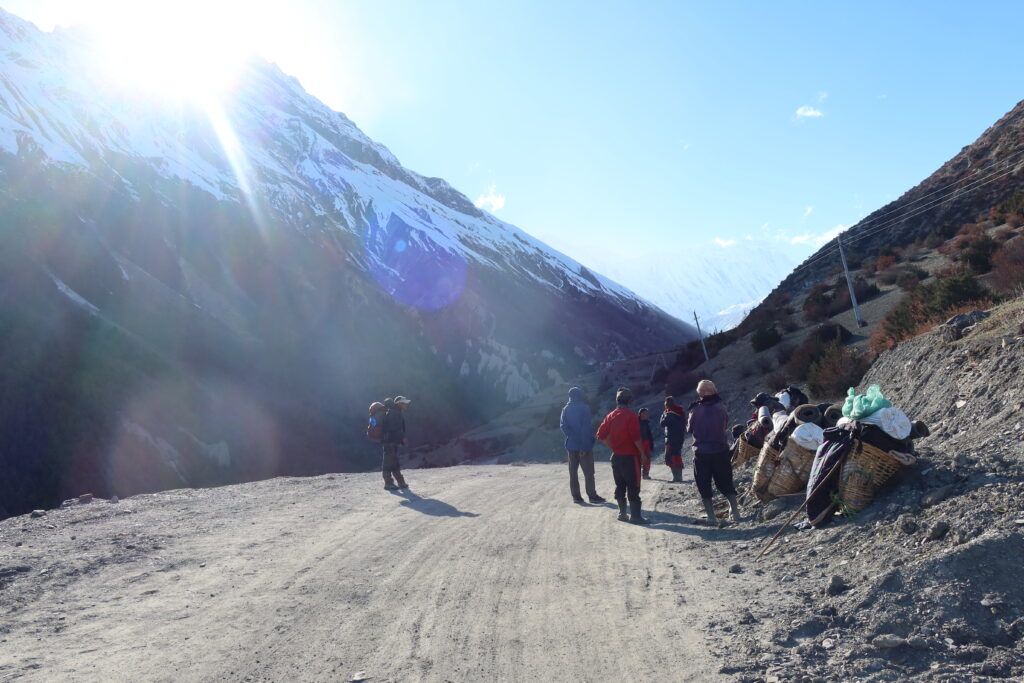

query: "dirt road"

left=0, top=464, right=776, bottom=682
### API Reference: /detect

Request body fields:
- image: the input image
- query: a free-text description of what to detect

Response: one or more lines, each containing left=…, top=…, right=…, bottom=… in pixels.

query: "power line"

left=798, top=149, right=1024, bottom=271
left=786, top=149, right=1024, bottom=278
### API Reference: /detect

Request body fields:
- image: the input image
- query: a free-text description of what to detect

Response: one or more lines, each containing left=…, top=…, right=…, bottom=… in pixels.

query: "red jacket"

left=596, top=406, right=642, bottom=456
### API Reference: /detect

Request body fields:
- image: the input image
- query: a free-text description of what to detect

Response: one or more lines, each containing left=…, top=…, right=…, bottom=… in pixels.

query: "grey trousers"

left=567, top=450, right=598, bottom=500
left=382, top=443, right=406, bottom=486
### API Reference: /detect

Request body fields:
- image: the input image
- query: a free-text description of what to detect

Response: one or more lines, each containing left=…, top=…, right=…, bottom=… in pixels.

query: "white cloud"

left=795, top=105, right=824, bottom=119
left=817, top=91, right=829, bottom=102
left=803, top=205, right=814, bottom=219
left=814, top=223, right=846, bottom=245
left=713, top=237, right=737, bottom=248
left=474, top=184, right=506, bottom=213
left=785, top=223, right=847, bottom=247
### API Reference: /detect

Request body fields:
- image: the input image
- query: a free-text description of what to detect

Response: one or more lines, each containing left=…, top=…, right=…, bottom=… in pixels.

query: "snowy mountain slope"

left=0, top=9, right=693, bottom=518
left=593, top=241, right=802, bottom=331
left=0, top=9, right=642, bottom=307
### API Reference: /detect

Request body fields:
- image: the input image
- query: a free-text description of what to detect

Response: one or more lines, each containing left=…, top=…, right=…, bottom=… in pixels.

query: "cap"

left=394, top=396, right=412, bottom=406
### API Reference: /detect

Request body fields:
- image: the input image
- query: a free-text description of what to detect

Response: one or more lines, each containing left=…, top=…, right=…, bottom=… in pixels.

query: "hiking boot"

left=616, top=500, right=629, bottom=521
left=573, top=497, right=586, bottom=504
left=727, top=494, right=743, bottom=523
left=629, top=500, right=651, bottom=525
left=588, top=495, right=606, bottom=504
left=384, top=483, right=399, bottom=491
left=703, top=497, right=720, bottom=527
left=642, top=473, right=652, bottom=480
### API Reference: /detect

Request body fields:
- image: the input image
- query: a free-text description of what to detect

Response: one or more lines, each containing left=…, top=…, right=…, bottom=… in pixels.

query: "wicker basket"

left=838, top=440, right=904, bottom=512
left=766, top=441, right=817, bottom=497
left=731, top=434, right=760, bottom=468
left=751, top=441, right=783, bottom=502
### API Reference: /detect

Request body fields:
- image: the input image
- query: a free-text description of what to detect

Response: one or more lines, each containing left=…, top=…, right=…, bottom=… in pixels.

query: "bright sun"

left=91, top=2, right=254, bottom=102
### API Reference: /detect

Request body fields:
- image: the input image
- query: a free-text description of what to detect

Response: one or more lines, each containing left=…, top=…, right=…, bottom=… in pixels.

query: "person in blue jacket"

left=560, top=386, right=606, bottom=504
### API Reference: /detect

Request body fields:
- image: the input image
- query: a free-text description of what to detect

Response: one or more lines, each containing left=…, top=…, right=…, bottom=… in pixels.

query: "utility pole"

left=837, top=235, right=867, bottom=327
left=693, top=311, right=710, bottom=362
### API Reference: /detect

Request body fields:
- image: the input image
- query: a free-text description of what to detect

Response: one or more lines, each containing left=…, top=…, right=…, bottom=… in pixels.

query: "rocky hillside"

left=771, top=99, right=1024, bottom=296
left=716, top=298, right=1024, bottom=682
left=0, top=10, right=693, bottom=519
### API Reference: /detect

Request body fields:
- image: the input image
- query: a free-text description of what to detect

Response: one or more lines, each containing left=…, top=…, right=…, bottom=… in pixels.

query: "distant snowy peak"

left=0, top=9, right=645, bottom=311
left=594, top=241, right=802, bottom=331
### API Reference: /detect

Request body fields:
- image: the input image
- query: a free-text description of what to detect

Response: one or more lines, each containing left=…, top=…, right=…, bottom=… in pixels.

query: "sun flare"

left=90, top=2, right=253, bottom=102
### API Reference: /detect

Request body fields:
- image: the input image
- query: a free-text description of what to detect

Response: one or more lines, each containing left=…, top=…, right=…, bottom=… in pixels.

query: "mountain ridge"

left=0, top=8, right=693, bottom=518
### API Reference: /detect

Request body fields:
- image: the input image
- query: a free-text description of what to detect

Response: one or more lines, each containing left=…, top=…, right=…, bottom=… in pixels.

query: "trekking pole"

left=753, top=455, right=847, bottom=562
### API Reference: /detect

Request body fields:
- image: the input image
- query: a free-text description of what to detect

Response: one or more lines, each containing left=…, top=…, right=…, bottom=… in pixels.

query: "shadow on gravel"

left=648, top=511, right=771, bottom=542
left=395, top=490, right=479, bottom=518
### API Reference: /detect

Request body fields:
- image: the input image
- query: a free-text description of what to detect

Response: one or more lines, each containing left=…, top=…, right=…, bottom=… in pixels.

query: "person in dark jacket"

left=559, top=387, right=605, bottom=504
left=638, top=408, right=654, bottom=480
left=659, top=396, right=687, bottom=482
left=596, top=387, right=650, bottom=524
left=687, top=380, right=741, bottom=526
left=381, top=396, right=411, bottom=490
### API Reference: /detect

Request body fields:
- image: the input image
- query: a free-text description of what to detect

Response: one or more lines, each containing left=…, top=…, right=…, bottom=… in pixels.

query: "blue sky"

left=9, top=1, right=1024, bottom=274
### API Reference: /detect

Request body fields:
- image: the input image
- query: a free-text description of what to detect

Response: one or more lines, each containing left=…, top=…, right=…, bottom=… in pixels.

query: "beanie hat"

left=615, top=387, right=633, bottom=404
left=696, top=380, right=718, bottom=397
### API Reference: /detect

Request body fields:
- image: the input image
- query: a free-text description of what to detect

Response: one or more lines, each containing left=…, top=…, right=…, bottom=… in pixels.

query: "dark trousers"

left=382, top=443, right=406, bottom=486
left=611, top=454, right=641, bottom=504
left=693, top=449, right=736, bottom=499
left=567, top=450, right=597, bottom=500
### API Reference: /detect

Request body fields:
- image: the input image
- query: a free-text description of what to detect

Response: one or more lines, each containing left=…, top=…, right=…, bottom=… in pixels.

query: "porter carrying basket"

left=751, top=439, right=783, bottom=503
left=766, top=441, right=817, bottom=498
left=732, top=434, right=760, bottom=468
left=838, top=440, right=904, bottom=512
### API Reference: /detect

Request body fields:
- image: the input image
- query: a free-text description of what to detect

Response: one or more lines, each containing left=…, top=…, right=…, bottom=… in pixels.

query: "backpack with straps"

left=366, top=402, right=386, bottom=442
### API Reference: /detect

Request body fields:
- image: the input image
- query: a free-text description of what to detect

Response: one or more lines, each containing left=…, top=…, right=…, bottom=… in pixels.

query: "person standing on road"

left=638, top=408, right=654, bottom=480
left=687, top=380, right=741, bottom=526
left=659, top=396, right=687, bottom=483
left=596, top=387, right=650, bottom=525
left=559, top=387, right=606, bottom=504
left=381, top=396, right=411, bottom=491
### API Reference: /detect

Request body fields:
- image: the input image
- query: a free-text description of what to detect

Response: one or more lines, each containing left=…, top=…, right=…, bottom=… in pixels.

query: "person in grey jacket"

left=687, top=380, right=741, bottom=526
left=559, top=387, right=605, bottom=504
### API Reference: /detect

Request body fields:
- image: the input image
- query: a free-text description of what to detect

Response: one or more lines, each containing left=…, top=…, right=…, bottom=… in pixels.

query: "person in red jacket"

left=596, top=387, right=650, bottom=524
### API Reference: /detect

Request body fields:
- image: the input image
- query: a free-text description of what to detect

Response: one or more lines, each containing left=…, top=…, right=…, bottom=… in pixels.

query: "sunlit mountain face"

left=0, top=9, right=693, bottom=518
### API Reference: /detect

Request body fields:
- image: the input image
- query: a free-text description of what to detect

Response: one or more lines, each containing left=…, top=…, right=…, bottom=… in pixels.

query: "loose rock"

left=872, top=634, right=906, bottom=649
left=29, top=510, right=46, bottom=518
left=921, top=486, right=952, bottom=507
left=896, top=514, right=918, bottom=534
left=927, top=521, right=950, bottom=541
left=826, top=575, right=849, bottom=596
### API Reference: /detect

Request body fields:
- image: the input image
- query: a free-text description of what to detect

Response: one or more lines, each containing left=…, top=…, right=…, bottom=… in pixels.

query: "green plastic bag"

left=842, top=385, right=892, bottom=420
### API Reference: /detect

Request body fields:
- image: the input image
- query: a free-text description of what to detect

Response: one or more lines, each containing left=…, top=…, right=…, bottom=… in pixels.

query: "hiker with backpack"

left=659, top=396, right=687, bottom=482
left=380, top=396, right=411, bottom=490
left=687, top=380, right=742, bottom=527
left=559, top=387, right=606, bottom=504
left=596, top=387, right=650, bottom=525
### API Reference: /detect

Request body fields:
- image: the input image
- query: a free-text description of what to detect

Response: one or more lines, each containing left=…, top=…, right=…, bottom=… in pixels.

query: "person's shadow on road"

left=394, top=490, right=479, bottom=518
left=647, top=510, right=771, bottom=542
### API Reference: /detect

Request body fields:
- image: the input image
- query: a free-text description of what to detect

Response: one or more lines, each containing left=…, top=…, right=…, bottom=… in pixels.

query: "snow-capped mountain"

left=0, top=9, right=693, bottom=517
left=592, top=241, right=802, bottom=332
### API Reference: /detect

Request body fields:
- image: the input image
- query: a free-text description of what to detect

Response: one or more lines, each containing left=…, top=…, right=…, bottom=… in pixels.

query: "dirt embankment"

left=722, top=299, right=1024, bottom=681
